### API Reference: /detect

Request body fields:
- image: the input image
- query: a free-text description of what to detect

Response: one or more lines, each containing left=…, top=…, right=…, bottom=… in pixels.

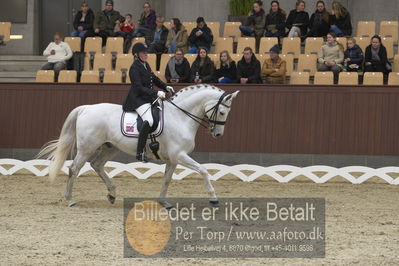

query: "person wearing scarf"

left=165, top=49, right=190, bottom=83
left=307, top=0, right=331, bottom=37
left=364, top=35, right=391, bottom=74
left=264, top=1, right=286, bottom=37
left=239, top=0, right=266, bottom=38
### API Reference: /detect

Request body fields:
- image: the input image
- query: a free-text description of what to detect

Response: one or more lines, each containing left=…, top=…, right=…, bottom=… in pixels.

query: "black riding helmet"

left=132, top=42, right=148, bottom=56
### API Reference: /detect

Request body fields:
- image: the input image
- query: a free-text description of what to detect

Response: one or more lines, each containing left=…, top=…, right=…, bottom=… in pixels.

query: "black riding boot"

left=136, top=121, right=151, bottom=162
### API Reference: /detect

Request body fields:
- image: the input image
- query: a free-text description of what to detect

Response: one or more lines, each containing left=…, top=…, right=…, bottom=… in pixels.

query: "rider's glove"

left=166, top=86, right=175, bottom=95
left=157, top=91, right=166, bottom=99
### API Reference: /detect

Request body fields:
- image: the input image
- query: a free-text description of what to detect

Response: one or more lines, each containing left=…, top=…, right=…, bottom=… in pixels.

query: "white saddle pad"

left=120, top=110, right=164, bottom=138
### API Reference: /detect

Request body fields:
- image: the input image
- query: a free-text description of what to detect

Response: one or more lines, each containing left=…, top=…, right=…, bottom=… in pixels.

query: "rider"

left=123, top=42, right=175, bottom=162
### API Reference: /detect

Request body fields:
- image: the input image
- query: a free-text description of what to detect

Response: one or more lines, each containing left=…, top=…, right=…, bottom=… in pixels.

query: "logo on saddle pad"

left=121, top=104, right=164, bottom=138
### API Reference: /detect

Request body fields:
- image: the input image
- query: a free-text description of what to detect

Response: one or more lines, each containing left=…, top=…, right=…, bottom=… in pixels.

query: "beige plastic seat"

left=297, top=54, right=318, bottom=76
left=35, top=70, right=54, bottom=83
left=380, top=21, right=398, bottom=42
left=105, top=37, right=124, bottom=54
left=282, top=37, right=301, bottom=59
left=80, top=70, right=100, bottom=83
left=381, top=37, right=394, bottom=60
left=237, top=37, right=256, bottom=54
left=357, top=21, right=376, bottom=37
left=215, top=37, right=233, bottom=54
left=280, top=54, right=294, bottom=76
left=353, top=37, right=370, bottom=55
left=338, top=72, right=358, bottom=85
left=231, top=53, right=242, bottom=63
left=184, top=53, right=197, bottom=66
left=146, top=53, right=157, bottom=71
left=290, top=72, right=310, bottom=85
left=128, top=37, right=145, bottom=53
left=93, top=53, right=112, bottom=71
left=207, top=22, right=220, bottom=39
left=335, top=37, right=347, bottom=50
left=258, top=37, right=278, bottom=54
left=115, top=53, right=134, bottom=71
left=208, top=54, right=218, bottom=64
left=223, top=22, right=242, bottom=42
left=103, top=70, right=122, bottom=83
left=255, top=53, right=270, bottom=65
left=0, top=22, right=11, bottom=43
left=64, top=37, right=81, bottom=52
left=393, top=54, right=399, bottom=72
left=154, top=71, right=166, bottom=83
left=182, top=22, right=196, bottom=35
left=314, top=71, right=334, bottom=85
left=58, top=70, right=77, bottom=83
left=84, top=37, right=102, bottom=53
left=363, top=72, right=383, bottom=85
left=304, top=37, right=324, bottom=55
left=159, top=54, right=175, bottom=78
left=388, top=72, right=399, bottom=85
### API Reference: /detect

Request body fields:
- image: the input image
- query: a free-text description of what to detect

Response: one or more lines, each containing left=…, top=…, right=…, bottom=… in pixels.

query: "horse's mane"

left=171, top=84, right=224, bottom=103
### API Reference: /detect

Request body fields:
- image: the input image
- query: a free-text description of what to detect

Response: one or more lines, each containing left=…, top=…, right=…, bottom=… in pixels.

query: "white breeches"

left=288, top=26, right=301, bottom=37
left=136, top=103, right=154, bottom=127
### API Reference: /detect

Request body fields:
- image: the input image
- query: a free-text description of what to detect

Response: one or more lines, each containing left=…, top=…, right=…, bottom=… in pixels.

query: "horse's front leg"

left=159, top=162, right=177, bottom=209
left=177, top=153, right=218, bottom=206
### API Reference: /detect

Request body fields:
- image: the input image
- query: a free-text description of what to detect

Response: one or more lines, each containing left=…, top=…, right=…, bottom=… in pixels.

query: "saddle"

left=121, top=102, right=164, bottom=138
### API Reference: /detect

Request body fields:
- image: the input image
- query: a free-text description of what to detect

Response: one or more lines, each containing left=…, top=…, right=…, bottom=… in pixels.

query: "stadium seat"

left=184, top=53, right=197, bottom=66
left=58, top=70, right=77, bottom=83
left=357, top=21, right=376, bottom=37
left=338, top=72, right=358, bottom=85
left=258, top=37, right=278, bottom=54
left=159, top=53, right=174, bottom=79
left=297, top=54, right=318, bottom=76
left=126, top=73, right=131, bottom=83
left=64, top=37, right=81, bottom=52
left=393, top=54, right=399, bottom=72
left=128, top=37, right=145, bottom=53
left=280, top=54, right=294, bottom=76
left=380, top=21, right=398, bottom=42
left=353, top=37, right=370, bottom=55
left=335, top=37, right=347, bottom=50
left=93, top=53, right=112, bottom=71
left=223, top=22, right=242, bottom=42
left=80, top=70, right=99, bottom=83
left=84, top=37, right=102, bottom=53
left=314, top=71, right=334, bottom=85
left=0, top=22, right=11, bottom=43
left=103, top=70, right=122, bottom=83
left=207, top=22, right=220, bottom=38
left=155, top=71, right=166, bottom=83
left=381, top=37, right=394, bottom=60
left=237, top=37, right=256, bottom=54
left=35, top=70, right=54, bottom=83
left=282, top=37, right=301, bottom=59
left=215, top=37, right=233, bottom=54
left=388, top=72, right=399, bottom=85
left=255, top=53, right=270, bottom=65
left=363, top=72, right=383, bottom=85
left=304, top=37, right=324, bottom=55
left=182, top=22, right=196, bottom=35
left=115, top=53, right=133, bottom=71
left=231, top=53, right=242, bottom=63
left=290, top=72, right=310, bottom=85
left=147, top=53, right=157, bottom=71
left=105, top=37, right=124, bottom=54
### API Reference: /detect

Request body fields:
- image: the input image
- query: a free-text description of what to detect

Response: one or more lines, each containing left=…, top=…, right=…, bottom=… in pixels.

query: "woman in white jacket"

left=41, top=32, right=73, bottom=81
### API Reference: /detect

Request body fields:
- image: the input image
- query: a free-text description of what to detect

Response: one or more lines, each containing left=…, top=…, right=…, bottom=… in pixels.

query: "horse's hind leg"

left=90, top=144, right=119, bottom=204
left=159, top=162, right=177, bottom=209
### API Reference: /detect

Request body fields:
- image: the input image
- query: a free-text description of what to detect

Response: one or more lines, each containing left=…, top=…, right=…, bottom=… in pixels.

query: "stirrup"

left=136, top=152, right=151, bottom=163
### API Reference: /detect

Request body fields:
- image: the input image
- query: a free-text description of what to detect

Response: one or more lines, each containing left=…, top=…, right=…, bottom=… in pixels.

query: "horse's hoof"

left=159, top=200, right=173, bottom=210
left=68, top=201, right=76, bottom=207
left=107, top=194, right=116, bottom=204
left=210, top=200, right=219, bottom=207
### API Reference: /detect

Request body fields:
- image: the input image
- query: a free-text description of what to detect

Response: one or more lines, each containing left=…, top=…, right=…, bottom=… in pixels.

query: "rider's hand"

left=166, top=86, right=175, bottom=95
left=157, top=91, right=166, bottom=99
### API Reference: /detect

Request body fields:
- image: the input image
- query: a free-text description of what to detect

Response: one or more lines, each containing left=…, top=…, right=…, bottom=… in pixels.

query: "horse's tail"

left=37, top=106, right=84, bottom=182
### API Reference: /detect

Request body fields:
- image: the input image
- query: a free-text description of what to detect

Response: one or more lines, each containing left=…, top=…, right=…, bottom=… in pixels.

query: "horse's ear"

left=224, top=91, right=239, bottom=102
left=231, top=90, right=239, bottom=99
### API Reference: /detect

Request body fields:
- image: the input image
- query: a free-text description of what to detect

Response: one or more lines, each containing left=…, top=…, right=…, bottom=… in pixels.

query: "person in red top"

left=117, top=14, right=137, bottom=53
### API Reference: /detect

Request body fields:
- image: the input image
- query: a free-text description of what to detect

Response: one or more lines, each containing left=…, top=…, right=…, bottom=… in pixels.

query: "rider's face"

left=139, top=51, right=148, bottom=62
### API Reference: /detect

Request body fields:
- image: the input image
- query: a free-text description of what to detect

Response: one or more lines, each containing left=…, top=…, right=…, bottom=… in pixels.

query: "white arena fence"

left=0, top=159, right=398, bottom=185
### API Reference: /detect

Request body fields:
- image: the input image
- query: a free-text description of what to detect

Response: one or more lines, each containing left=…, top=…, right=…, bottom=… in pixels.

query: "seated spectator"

left=237, top=47, right=262, bottom=84
left=307, top=1, right=331, bottom=38
left=71, top=2, right=94, bottom=38
left=286, top=0, right=309, bottom=38
left=215, top=50, right=237, bottom=83
left=190, top=47, right=215, bottom=83
left=117, top=14, right=136, bottom=53
left=261, top=44, right=286, bottom=84
left=145, top=16, right=169, bottom=53
left=344, top=38, right=363, bottom=72
left=165, top=18, right=188, bottom=54
left=93, top=0, right=124, bottom=46
left=239, top=1, right=266, bottom=38
left=41, top=33, right=73, bottom=81
left=264, top=1, right=286, bottom=38
left=364, top=35, right=391, bottom=74
left=134, top=2, right=156, bottom=37
left=317, top=32, right=344, bottom=82
left=188, top=17, right=213, bottom=54
left=165, top=49, right=190, bottom=83
left=330, top=1, right=352, bottom=37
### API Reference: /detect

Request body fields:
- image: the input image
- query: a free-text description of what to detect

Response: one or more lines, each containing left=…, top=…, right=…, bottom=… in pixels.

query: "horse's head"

left=205, top=90, right=239, bottom=138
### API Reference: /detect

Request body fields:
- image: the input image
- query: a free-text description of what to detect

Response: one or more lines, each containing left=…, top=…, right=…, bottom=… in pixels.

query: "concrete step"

left=0, top=71, right=36, bottom=83
left=0, top=55, right=47, bottom=72
left=0, top=55, right=47, bottom=61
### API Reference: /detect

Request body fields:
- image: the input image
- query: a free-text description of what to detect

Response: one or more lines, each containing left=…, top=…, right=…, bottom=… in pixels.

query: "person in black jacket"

left=236, top=47, right=262, bottom=84
left=165, top=49, right=191, bottom=83
left=330, top=1, right=352, bottom=37
left=71, top=2, right=94, bottom=38
left=190, top=47, right=215, bottom=83
left=307, top=1, right=331, bottom=38
left=145, top=16, right=169, bottom=53
left=264, top=1, right=286, bottom=38
left=364, top=35, right=391, bottom=74
left=188, top=17, right=213, bottom=54
left=215, top=50, right=237, bottom=83
left=286, top=0, right=309, bottom=37
left=343, top=38, right=363, bottom=72
left=123, top=43, right=174, bottom=162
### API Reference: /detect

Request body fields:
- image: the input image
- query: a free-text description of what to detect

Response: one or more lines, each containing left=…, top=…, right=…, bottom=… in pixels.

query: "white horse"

left=38, top=84, right=239, bottom=207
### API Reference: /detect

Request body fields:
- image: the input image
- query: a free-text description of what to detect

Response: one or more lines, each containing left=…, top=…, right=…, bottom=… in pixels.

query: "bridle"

left=166, top=92, right=231, bottom=131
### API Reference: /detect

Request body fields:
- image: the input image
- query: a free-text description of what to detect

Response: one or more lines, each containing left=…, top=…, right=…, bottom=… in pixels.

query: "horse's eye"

left=220, top=112, right=225, bottom=116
